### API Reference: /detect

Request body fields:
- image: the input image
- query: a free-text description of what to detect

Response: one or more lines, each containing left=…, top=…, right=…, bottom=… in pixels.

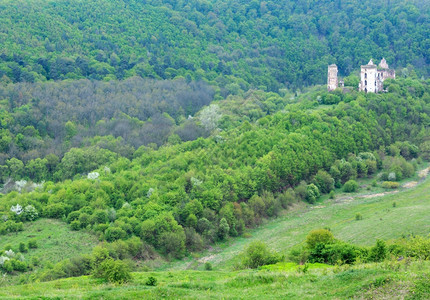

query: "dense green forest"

left=1, top=78, right=429, bottom=262
left=0, top=78, right=214, bottom=173
left=0, top=0, right=429, bottom=91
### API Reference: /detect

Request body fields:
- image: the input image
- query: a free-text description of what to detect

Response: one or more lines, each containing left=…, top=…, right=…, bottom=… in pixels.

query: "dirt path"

left=419, top=167, right=430, bottom=178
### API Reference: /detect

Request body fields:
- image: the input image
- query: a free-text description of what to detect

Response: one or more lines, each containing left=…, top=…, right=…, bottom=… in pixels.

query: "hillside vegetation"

left=0, top=0, right=429, bottom=294
left=1, top=78, right=429, bottom=266
left=0, top=0, right=429, bottom=90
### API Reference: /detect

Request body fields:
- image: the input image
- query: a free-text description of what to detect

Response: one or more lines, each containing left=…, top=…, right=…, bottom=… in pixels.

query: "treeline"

left=239, top=230, right=430, bottom=269
left=0, top=78, right=429, bottom=258
left=0, top=78, right=214, bottom=182
left=290, top=229, right=430, bottom=266
left=0, top=0, right=428, bottom=91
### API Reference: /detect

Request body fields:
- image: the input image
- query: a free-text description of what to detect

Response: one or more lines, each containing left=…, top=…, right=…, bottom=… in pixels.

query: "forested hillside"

left=0, top=78, right=213, bottom=168
left=0, top=0, right=429, bottom=91
left=1, top=78, right=429, bottom=261
left=0, top=0, right=430, bottom=292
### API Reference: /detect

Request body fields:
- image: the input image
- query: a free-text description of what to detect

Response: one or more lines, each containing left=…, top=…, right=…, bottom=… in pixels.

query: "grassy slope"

left=1, top=172, right=429, bottom=298
left=0, top=261, right=429, bottom=299
left=164, top=170, right=430, bottom=271
left=0, top=219, right=99, bottom=281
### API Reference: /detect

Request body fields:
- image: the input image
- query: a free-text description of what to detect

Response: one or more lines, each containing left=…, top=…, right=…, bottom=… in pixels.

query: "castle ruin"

left=327, top=58, right=395, bottom=93
left=358, top=58, right=395, bottom=93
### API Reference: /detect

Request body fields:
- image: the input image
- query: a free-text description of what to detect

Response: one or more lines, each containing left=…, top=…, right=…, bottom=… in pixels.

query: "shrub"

left=294, top=181, right=307, bottom=200
left=104, top=227, right=127, bottom=242
left=306, top=229, right=335, bottom=250
left=146, top=276, right=157, bottom=286
left=308, top=242, right=361, bottom=265
left=313, top=170, right=335, bottom=194
left=368, top=239, right=387, bottom=262
left=305, top=184, right=320, bottom=204
left=217, top=218, right=230, bottom=240
left=241, top=241, right=281, bottom=269
left=355, top=213, right=363, bottom=221
left=343, top=180, right=358, bottom=193
left=28, top=239, right=38, bottom=249
left=19, top=242, right=27, bottom=253
left=70, top=220, right=81, bottom=231
left=11, top=259, right=27, bottom=272
left=95, top=258, right=131, bottom=284
left=381, top=181, right=400, bottom=189
left=277, top=189, right=296, bottom=208
left=184, top=227, right=204, bottom=252
left=329, top=190, right=335, bottom=199
left=159, top=231, right=186, bottom=259
left=204, top=262, right=213, bottom=271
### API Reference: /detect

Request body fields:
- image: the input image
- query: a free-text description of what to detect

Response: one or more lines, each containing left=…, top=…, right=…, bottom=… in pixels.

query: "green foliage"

left=381, top=181, right=400, bottom=189
left=355, top=213, right=363, bottom=221
left=18, top=242, right=27, bottom=253
left=306, top=229, right=335, bottom=250
left=95, top=258, right=132, bottom=284
left=313, top=170, right=335, bottom=194
left=217, top=218, right=230, bottom=241
left=241, top=241, right=282, bottom=269
left=204, top=262, right=213, bottom=271
left=145, top=276, right=157, bottom=286
left=368, top=240, right=387, bottom=262
left=343, top=180, right=359, bottom=193
left=28, top=239, right=38, bottom=249
left=305, top=184, right=320, bottom=204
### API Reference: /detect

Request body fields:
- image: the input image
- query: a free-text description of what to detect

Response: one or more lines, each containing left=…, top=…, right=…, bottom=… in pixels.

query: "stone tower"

left=359, top=59, right=378, bottom=93
left=327, top=64, right=338, bottom=91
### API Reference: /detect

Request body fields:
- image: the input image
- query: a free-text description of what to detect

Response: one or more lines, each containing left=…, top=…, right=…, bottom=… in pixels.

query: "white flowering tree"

left=10, top=204, right=23, bottom=215
left=199, top=104, right=222, bottom=132
left=87, top=172, right=100, bottom=180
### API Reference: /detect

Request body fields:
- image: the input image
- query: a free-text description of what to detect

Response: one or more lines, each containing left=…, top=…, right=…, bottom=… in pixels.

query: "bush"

left=241, top=241, right=281, bottom=269
left=381, top=181, right=399, bottom=189
left=95, top=258, right=131, bottom=284
left=28, top=239, right=38, bottom=249
left=294, top=181, right=307, bottom=200
left=306, top=229, right=335, bottom=250
left=277, top=189, right=296, bottom=208
left=19, top=242, right=27, bottom=253
left=343, top=180, right=358, bottom=193
left=308, top=242, right=361, bottom=265
left=368, top=239, right=387, bottom=262
left=355, top=213, right=363, bottom=221
left=70, top=220, right=81, bottom=231
left=305, top=184, right=320, bottom=204
left=217, top=218, right=230, bottom=240
left=104, top=227, right=127, bottom=242
left=204, top=262, right=213, bottom=271
left=329, top=190, right=335, bottom=199
left=159, top=231, right=186, bottom=259
left=146, top=276, right=157, bottom=286
left=313, top=170, right=335, bottom=194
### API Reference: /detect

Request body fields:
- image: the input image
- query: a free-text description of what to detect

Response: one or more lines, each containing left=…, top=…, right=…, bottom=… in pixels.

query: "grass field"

left=0, top=219, right=99, bottom=286
left=162, top=172, right=430, bottom=271
left=0, top=219, right=99, bottom=263
left=0, top=260, right=428, bottom=299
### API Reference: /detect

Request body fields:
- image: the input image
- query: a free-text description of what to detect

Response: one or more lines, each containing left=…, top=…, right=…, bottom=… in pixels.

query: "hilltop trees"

left=0, top=0, right=428, bottom=90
